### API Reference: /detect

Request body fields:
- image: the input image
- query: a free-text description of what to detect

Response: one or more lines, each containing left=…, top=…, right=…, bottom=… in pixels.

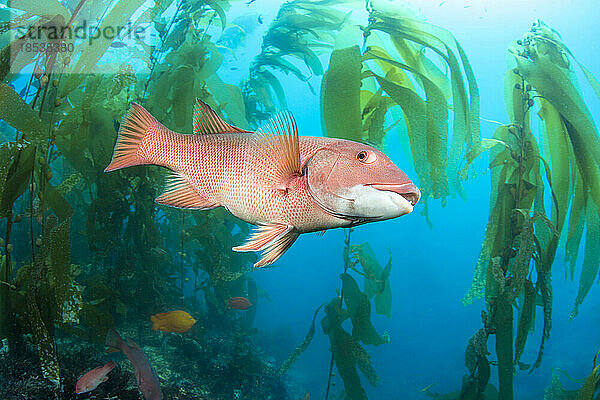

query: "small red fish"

left=75, top=360, right=116, bottom=394
left=228, top=297, right=252, bottom=310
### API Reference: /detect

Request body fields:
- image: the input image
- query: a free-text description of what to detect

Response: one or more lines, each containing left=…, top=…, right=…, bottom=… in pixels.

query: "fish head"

left=304, top=140, right=420, bottom=223
left=75, top=379, right=92, bottom=394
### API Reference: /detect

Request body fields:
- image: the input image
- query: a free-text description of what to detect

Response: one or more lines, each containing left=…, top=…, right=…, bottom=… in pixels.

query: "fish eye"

left=357, top=150, right=376, bottom=164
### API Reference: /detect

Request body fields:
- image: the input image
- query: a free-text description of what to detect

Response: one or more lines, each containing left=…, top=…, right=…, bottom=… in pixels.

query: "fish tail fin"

left=105, top=360, right=117, bottom=371
left=105, top=328, right=124, bottom=353
left=104, top=103, right=164, bottom=172
left=150, top=315, right=160, bottom=331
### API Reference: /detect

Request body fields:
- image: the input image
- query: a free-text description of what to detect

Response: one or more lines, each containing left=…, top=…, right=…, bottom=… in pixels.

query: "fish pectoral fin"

left=194, top=99, right=250, bottom=135
left=233, top=223, right=292, bottom=252
left=253, top=111, right=301, bottom=188
left=254, top=230, right=299, bottom=268
left=155, top=171, right=218, bottom=210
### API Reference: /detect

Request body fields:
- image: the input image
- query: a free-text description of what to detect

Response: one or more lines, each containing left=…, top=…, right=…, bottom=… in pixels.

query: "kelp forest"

left=0, top=0, right=599, bottom=399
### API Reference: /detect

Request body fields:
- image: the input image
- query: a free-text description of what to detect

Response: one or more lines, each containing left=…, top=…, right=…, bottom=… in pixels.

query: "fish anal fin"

left=232, top=223, right=292, bottom=253
left=254, top=230, right=299, bottom=268
left=156, top=172, right=218, bottom=210
left=194, top=99, right=249, bottom=135
left=253, top=112, right=301, bottom=189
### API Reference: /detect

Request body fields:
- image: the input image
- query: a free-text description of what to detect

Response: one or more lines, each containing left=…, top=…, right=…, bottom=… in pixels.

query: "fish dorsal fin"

left=254, top=112, right=301, bottom=190
left=193, top=99, right=248, bottom=135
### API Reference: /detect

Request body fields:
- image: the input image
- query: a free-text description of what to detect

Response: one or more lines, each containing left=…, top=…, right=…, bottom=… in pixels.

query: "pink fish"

left=105, top=100, right=420, bottom=267
left=105, top=329, right=162, bottom=400
left=75, top=360, right=116, bottom=394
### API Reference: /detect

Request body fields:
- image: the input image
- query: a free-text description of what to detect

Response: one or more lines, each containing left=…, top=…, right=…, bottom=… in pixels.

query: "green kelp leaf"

left=205, top=74, right=249, bottom=129
left=464, top=328, right=489, bottom=375
left=205, top=0, right=228, bottom=31
left=504, top=69, right=525, bottom=125
left=571, top=203, right=600, bottom=318
left=372, top=73, right=430, bottom=198
left=279, top=303, right=325, bottom=375
left=0, top=143, right=35, bottom=217
left=45, top=182, right=73, bottom=221
left=565, top=175, right=585, bottom=278
left=172, top=65, right=195, bottom=131
left=0, top=83, right=45, bottom=141
left=370, top=13, right=481, bottom=194
left=25, top=267, right=60, bottom=386
left=350, top=243, right=392, bottom=318
left=365, top=52, right=449, bottom=198
left=46, top=218, right=81, bottom=323
left=7, top=0, right=71, bottom=20
left=341, top=273, right=387, bottom=345
left=514, top=279, right=536, bottom=365
left=70, top=0, right=146, bottom=74
left=321, top=45, right=362, bottom=142
left=513, top=48, right=600, bottom=206
left=538, top=99, right=572, bottom=237
left=577, top=348, right=600, bottom=400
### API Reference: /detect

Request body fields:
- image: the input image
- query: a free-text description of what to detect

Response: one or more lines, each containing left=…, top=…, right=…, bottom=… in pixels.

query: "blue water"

left=242, top=1, right=600, bottom=398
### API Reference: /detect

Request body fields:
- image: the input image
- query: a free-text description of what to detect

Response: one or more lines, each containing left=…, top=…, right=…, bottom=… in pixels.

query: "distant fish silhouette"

left=110, top=41, right=127, bottom=48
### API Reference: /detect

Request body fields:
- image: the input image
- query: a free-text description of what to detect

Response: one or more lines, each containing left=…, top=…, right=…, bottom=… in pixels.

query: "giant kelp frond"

left=463, top=21, right=600, bottom=396
left=319, top=2, right=482, bottom=223
left=244, top=0, right=348, bottom=125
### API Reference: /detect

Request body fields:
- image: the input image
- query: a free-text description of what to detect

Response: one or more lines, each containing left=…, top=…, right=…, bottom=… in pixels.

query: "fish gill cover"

left=0, top=1, right=598, bottom=400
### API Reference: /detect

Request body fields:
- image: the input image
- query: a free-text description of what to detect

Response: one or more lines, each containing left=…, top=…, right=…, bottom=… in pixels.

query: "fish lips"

left=367, top=182, right=421, bottom=206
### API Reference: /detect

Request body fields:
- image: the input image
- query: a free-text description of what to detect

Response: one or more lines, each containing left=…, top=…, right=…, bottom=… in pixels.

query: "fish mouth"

left=368, top=183, right=421, bottom=206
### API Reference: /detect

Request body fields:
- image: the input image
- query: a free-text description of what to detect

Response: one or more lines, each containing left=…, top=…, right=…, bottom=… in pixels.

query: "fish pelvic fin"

left=233, top=223, right=292, bottom=252
left=194, top=99, right=250, bottom=135
left=155, top=171, right=219, bottom=210
left=253, top=111, right=301, bottom=190
left=232, top=223, right=299, bottom=267
left=104, top=103, right=166, bottom=172
left=254, top=229, right=299, bottom=268
left=105, top=329, right=124, bottom=353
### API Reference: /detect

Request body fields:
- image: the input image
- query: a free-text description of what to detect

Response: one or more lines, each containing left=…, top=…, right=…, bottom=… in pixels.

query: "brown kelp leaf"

left=0, top=83, right=45, bottom=141
left=341, top=273, right=387, bottom=345
left=350, top=243, right=392, bottom=318
left=321, top=45, right=362, bottom=142
left=0, top=143, right=35, bottom=217
left=321, top=298, right=374, bottom=400
left=514, top=279, right=536, bottom=365
left=565, top=176, right=585, bottom=278
left=279, top=303, right=325, bottom=375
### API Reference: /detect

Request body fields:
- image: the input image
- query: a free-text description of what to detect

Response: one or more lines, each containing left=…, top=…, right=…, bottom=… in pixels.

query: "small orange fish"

left=75, top=360, right=116, bottom=394
left=150, top=310, right=196, bottom=333
left=227, top=297, right=252, bottom=310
